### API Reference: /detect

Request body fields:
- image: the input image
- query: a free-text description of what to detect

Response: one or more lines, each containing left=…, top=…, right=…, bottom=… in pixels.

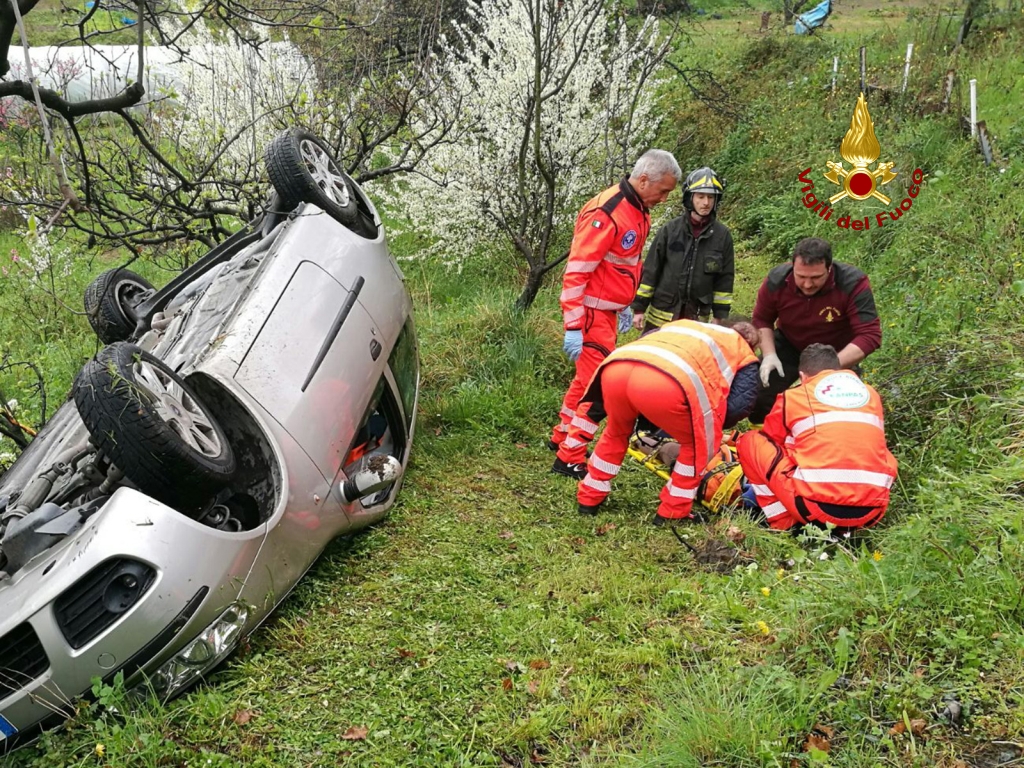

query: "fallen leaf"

left=505, top=660, right=527, bottom=674
left=515, top=442, right=528, bottom=449
left=501, top=677, right=514, bottom=691
left=434, top=427, right=442, bottom=436
left=508, top=542, right=518, bottom=550
left=232, top=709, right=255, bottom=726
left=571, top=536, right=586, bottom=547
left=498, top=530, right=514, bottom=539
left=726, top=525, right=746, bottom=543
left=530, top=747, right=548, bottom=764
left=909, top=718, right=927, bottom=736
left=813, top=723, right=835, bottom=739
left=583, top=615, right=601, bottom=625
left=803, top=732, right=831, bottom=753
left=529, top=659, right=551, bottom=670
left=527, top=679, right=540, bottom=695
left=889, top=721, right=906, bottom=736
left=396, top=648, right=416, bottom=658
left=341, top=725, right=368, bottom=740
left=596, top=522, right=616, bottom=535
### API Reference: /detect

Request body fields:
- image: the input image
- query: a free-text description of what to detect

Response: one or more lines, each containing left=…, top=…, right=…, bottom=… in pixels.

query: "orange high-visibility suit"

left=576, top=321, right=758, bottom=519
left=552, top=180, right=651, bottom=465
left=736, top=369, right=898, bottom=530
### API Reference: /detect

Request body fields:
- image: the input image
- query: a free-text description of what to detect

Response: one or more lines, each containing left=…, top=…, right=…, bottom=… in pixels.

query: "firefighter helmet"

left=682, top=167, right=724, bottom=213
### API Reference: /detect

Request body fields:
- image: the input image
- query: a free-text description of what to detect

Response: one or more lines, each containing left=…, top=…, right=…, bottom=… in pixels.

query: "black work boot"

left=578, top=502, right=602, bottom=516
left=547, top=439, right=559, bottom=451
left=551, top=457, right=587, bottom=480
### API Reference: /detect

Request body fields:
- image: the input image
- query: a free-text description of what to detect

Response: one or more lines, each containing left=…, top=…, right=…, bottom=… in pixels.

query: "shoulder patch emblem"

left=813, top=371, right=870, bottom=409
left=621, top=229, right=638, bottom=249
left=592, top=220, right=603, bottom=228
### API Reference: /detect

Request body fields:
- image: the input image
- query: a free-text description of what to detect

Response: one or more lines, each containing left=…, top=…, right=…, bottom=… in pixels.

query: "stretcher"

left=627, top=429, right=747, bottom=514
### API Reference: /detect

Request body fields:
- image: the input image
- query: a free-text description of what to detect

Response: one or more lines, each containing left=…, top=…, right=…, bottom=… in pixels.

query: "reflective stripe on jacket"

left=561, top=180, right=651, bottom=330
left=762, top=369, right=897, bottom=508
left=582, top=320, right=757, bottom=465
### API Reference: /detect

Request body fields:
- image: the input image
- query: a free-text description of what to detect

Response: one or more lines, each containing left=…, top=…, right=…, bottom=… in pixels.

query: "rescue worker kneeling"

left=575, top=318, right=760, bottom=525
left=736, top=343, right=898, bottom=532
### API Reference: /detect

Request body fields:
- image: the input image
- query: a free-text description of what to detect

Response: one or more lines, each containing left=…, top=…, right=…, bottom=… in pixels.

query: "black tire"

left=84, top=268, right=154, bottom=344
left=264, top=128, right=360, bottom=225
left=73, top=343, right=235, bottom=511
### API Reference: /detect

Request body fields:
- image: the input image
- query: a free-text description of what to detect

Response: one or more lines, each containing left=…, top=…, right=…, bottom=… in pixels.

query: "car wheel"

left=84, top=268, right=154, bottom=344
left=264, top=128, right=359, bottom=225
left=73, top=343, right=236, bottom=510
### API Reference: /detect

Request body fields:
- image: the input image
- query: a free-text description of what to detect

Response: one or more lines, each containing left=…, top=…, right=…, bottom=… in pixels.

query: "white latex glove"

left=759, top=353, right=784, bottom=386
left=617, top=307, right=634, bottom=334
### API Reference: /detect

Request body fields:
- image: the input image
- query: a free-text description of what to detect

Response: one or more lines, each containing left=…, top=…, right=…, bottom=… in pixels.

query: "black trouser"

left=749, top=330, right=801, bottom=424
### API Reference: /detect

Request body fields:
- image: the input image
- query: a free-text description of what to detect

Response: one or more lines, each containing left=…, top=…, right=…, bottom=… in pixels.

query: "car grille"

left=55, top=558, right=157, bottom=649
left=0, top=623, right=49, bottom=700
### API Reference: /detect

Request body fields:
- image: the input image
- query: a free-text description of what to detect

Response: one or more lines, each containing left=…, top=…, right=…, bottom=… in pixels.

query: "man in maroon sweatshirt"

left=749, top=237, right=882, bottom=423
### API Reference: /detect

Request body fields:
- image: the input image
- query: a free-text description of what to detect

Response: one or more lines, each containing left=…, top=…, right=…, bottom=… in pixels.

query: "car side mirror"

left=338, top=455, right=403, bottom=504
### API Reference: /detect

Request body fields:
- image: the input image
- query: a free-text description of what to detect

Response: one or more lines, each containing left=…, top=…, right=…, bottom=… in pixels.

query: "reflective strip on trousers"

left=792, top=467, right=895, bottom=488
left=612, top=344, right=715, bottom=462
left=589, top=455, right=621, bottom=476
left=790, top=411, right=884, bottom=437
left=762, top=501, right=788, bottom=519
left=672, top=461, right=695, bottom=478
left=571, top=415, right=600, bottom=433
left=666, top=483, right=697, bottom=499
left=583, top=476, right=612, bottom=493
left=749, top=483, right=771, bottom=496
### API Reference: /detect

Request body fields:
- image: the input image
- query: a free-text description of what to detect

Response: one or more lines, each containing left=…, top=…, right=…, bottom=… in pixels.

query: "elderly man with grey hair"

left=551, top=149, right=682, bottom=479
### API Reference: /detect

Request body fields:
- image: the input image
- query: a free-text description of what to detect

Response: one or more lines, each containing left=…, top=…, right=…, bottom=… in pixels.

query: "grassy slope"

left=7, top=3, right=1024, bottom=767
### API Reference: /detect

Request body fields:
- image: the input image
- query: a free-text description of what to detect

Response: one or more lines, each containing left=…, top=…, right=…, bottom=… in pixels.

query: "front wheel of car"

left=74, top=343, right=236, bottom=511
left=264, top=128, right=360, bottom=226
left=84, top=268, right=154, bottom=344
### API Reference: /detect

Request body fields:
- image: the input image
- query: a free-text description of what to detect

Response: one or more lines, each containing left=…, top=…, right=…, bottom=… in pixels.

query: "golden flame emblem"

left=823, top=93, right=897, bottom=205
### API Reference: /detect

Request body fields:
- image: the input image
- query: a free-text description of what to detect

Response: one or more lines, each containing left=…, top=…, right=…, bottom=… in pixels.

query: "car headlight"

left=135, top=603, right=248, bottom=700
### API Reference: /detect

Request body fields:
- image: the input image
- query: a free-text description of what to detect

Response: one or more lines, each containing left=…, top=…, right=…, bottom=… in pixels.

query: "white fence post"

left=969, top=78, right=978, bottom=137
left=901, top=43, right=914, bottom=94
left=832, top=55, right=839, bottom=94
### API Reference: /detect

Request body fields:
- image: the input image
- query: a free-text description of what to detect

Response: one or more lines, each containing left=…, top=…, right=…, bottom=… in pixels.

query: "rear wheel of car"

left=73, top=343, right=236, bottom=511
left=84, top=268, right=154, bottom=344
left=264, top=128, right=360, bottom=225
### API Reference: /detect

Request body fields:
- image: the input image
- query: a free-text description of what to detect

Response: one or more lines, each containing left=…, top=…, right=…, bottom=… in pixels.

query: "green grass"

left=5, top=4, right=1024, bottom=767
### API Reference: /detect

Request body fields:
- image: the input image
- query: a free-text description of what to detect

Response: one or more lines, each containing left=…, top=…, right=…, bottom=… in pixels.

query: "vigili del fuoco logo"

left=797, top=93, right=924, bottom=232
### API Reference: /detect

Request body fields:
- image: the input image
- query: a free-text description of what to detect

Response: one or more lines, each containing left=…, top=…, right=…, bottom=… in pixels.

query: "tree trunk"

left=515, top=266, right=547, bottom=311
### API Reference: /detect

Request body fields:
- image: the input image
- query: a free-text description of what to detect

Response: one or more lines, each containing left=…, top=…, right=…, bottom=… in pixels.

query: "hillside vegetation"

left=4, top=2, right=1024, bottom=767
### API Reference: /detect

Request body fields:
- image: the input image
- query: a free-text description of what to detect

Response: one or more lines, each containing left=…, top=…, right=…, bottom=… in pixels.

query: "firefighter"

left=630, top=167, right=734, bottom=333
left=574, top=318, right=760, bottom=525
left=550, top=149, right=682, bottom=480
left=737, top=343, right=898, bottom=532
left=750, top=236, right=882, bottom=423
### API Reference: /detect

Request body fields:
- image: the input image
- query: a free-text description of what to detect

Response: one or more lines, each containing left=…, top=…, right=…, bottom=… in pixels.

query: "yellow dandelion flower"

left=872, top=551, right=883, bottom=562
left=776, top=568, right=786, bottom=579
left=756, top=620, right=771, bottom=636
left=761, top=587, right=772, bottom=597
left=95, top=744, right=106, bottom=758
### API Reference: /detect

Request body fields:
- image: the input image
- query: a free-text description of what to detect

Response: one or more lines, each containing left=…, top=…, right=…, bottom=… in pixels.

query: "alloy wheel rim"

left=132, top=360, right=223, bottom=458
left=299, top=139, right=351, bottom=208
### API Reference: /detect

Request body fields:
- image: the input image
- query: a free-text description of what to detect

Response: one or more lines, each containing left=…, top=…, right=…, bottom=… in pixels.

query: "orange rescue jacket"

left=763, top=369, right=898, bottom=509
left=584, top=320, right=758, bottom=465
left=560, top=180, right=651, bottom=330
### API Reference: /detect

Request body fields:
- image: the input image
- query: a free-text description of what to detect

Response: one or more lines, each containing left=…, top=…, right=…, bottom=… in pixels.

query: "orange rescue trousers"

left=552, top=308, right=618, bottom=464
left=577, top=362, right=702, bottom=520
left=736, top=431, right=886, bottom=531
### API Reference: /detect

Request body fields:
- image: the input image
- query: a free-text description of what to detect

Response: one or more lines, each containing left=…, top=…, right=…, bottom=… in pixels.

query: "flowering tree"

left=0, top=0, right=462, bottom=251
left=385, top=0, right=672, bottom=309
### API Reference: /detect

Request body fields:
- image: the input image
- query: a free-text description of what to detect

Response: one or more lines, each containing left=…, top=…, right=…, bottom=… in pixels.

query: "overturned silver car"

left=0, top=129, right=418, bottom=750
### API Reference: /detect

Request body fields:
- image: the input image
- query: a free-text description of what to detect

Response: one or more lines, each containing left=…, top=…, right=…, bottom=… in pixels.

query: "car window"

left=342, top=377, right=406, bottom=505
left=388, top=319, right=418, bottom=430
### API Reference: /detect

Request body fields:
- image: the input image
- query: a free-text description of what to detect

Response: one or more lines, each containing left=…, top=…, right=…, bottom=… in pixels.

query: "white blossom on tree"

left=379, top=0, right=671, bottom=308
